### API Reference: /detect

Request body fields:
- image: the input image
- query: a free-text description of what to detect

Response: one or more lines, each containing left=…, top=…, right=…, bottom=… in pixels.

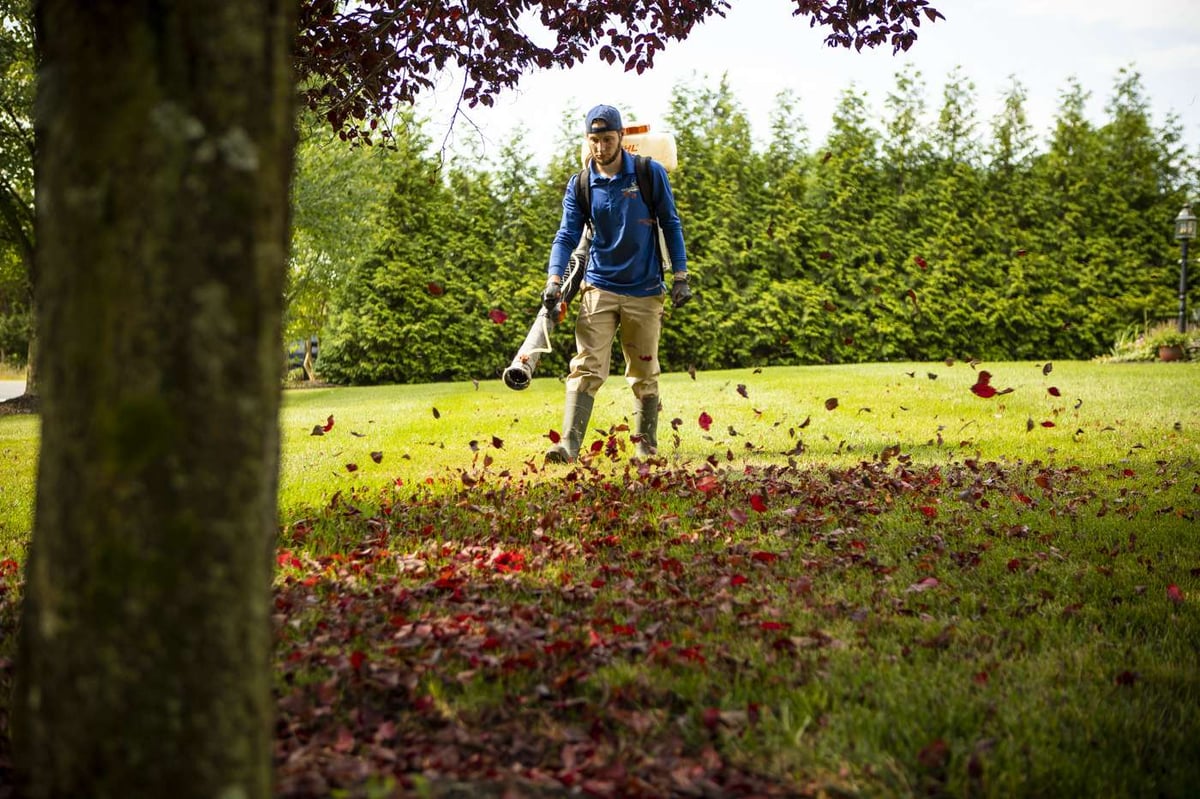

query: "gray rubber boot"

left=545, top=391, right=594, bottom=463
left=633, top=395, right=659, bottom=459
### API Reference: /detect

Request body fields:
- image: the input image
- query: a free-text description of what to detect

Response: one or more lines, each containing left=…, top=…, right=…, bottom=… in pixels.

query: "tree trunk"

left=21, top=296, right=38, bottom=396
left=15, top=2, right=296, bottom=797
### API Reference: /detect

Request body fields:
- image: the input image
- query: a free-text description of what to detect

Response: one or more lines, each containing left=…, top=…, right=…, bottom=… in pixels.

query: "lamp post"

left=1176, top=203, right=1197, bottom=333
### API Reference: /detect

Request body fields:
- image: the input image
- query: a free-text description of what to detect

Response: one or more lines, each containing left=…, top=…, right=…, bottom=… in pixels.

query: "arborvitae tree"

left=663, top=77, right=767, bottom=369
left=288, top=114, right=405, bottom=374
left=873, top=66, right=934, bottom=360
left=984, top=77, right=1038, bottom=246
left=917, top=68, right=1000, bottom=358
left=1089, top=69, right=1188, bottom=340
left=807, top=86, right=889, bottom=363
left=749, top=92, right=830, bottom=364
left=318, top=126, right=465, bottom=384
left=458, top=129, right=560, bottom=380
left=309, top=69, right=1195, bottom=381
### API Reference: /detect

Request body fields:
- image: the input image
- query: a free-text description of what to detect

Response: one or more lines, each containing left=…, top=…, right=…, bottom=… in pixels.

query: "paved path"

left=0, top=381, right=26, bottom=402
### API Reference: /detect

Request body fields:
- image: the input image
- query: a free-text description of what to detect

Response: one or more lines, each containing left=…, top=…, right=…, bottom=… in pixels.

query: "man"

left=542, top=104, right=690, bottom=462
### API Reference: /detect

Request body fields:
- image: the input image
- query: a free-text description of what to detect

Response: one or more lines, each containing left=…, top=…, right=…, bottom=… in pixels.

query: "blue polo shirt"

left=548, top=151, right=687, bottom=298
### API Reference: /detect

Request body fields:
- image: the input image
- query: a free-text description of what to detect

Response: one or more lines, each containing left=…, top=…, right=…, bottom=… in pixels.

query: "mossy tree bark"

left=14, top=2, right=296, bottom=797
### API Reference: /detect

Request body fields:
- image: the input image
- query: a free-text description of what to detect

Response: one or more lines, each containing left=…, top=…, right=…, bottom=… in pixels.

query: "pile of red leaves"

left=269, top=453, right=1196, bottom=797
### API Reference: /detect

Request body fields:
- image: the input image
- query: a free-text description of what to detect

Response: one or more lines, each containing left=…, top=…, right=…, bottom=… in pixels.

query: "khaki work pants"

left=566, top=284, right=664, bottom=399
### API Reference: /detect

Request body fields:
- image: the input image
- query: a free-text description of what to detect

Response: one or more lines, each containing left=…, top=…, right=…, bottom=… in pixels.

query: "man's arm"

left=652, top=163, right=687, bottom=276
left=548, top=172, right=587, bottom=279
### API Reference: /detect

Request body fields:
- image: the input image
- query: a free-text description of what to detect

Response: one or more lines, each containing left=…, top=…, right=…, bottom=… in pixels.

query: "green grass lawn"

left=2, top=361, right=1198, bottom=796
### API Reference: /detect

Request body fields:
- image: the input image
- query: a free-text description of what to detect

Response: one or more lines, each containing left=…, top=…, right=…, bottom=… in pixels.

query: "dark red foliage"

left=297, top=0, right=941, bottom=143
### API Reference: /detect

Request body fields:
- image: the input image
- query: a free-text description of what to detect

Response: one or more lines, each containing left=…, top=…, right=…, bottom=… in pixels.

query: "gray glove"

left=670, top=274, right=692, bottom=308
left=542, top=277, right=562, bottom=312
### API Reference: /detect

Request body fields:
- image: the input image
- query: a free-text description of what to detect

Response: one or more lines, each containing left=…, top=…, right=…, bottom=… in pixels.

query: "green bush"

left=0, top=309, right=30, bottom=367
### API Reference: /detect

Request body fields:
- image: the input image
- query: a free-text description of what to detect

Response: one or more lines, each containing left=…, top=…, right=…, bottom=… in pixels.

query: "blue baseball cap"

left=584, top=105, right=623, bottom=135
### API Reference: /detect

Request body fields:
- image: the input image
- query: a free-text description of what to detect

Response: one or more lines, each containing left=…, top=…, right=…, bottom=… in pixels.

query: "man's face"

left=587, top=130, right=623, bottom=168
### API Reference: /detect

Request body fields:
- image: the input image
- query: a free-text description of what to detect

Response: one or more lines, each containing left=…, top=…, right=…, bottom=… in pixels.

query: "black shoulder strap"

left=633, top=154, right=657, bottom=218
left=574, top=154, right=658, bottom=224
left=574, top=165, right=591, bottom=227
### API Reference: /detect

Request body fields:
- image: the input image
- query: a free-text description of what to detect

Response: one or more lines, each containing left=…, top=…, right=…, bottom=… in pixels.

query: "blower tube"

left=503, top=230, right=590, bottom=390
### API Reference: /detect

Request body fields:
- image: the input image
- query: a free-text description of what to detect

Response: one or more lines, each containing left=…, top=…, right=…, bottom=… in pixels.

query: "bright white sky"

left=416, top=0, right=1200, bottom=171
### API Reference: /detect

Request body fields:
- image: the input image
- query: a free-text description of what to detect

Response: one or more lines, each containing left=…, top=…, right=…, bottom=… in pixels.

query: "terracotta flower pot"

left=1158, top=344, right=1185, bottom=362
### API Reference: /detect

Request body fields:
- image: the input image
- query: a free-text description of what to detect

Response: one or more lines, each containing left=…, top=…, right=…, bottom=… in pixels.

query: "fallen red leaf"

left=1115, top=670, right=1138, bottom=686
left=427, top=282, right=445, bottom=296
left=493, top=551, right=525, bottom=573
left=1048, top=387, right=1061, bottom=397
left=970, top=371, right=1000, bottom=398
left=488, top=308, right=508, bottom=324
left=731, top=574, right=749, bottom=587
left=547, top=429, right=562, bottom=443
left=906, top=576, right=940, bottom=593
left=369, top=451, right=383, bottom=464
left=1167, top=584, right=1185, bottom=604
left=333, top=726, right=356, bottom=753
left=750, top=495, right=768, bottom=513
left=824, top=398, right=838, bottom=411
left=918, top=738, right=950, bottom=769
left=491, top=435, right=504, bottom=448
left=322, top=414, right=335, bottom=432
left=698, top=411, right=713, bottom=431
left=914, top=255, right=928, bottom=269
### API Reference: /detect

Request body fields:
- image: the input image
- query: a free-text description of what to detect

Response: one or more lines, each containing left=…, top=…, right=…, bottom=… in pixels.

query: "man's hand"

left=542, top=276, right=562, bottom=312
left=670, top=273, right=692, bottom=308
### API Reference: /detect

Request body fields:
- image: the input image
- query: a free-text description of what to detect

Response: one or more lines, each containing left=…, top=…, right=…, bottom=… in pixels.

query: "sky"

left=414, top=0, right=1200, bottom=172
